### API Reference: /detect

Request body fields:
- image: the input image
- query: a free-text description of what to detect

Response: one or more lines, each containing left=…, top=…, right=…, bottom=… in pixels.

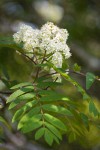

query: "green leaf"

left=44, top=113, right=67, bottom=131
left=35, top=128, right=45, bottom=140
left=68, top=132, right=76, bottom=143
left=39, top=90, right=69, bottom=102
left=35, top=63, right=48, bottom=67
left=73, top=63, right=81, bottom=72
left=83, top=93, right=90, bottom=100
left=11, top=82, right=33, bottom=89
left=46, top=61, right=90, bottom=99
left=0, top=37, right=14, bottom=46
left=18, top=107, right=40, bottom=129
left=36, top=76, right=48, bottom=82
left=80, top=113, right=89, bottom=129
left=45, top=122, right=62, bottom=140
left=12, top=100, right=37, bottom=122
left=21, top=121, right=42, bottom=133
left=37, top=81, right=62, bottom=88
left=89, top=101, right=99, bottom=117
left=42, top=104, right=73, bottom=116
left=52, top=135, right=60, bottom=144
left=38, top=90, right=56, bottom=96
left=44, top=128, right=54, bottom=146
left=9, top=92, right=36, bottom=109
left=0, top=36, right=23, bottom=51
left=7, top=86, right=34, bottom=103
left=18, top=114, right=42, bottom=129
left=20, top=106, right=40, bottom=118
left=39, top=93, right=69, bottom=102
left=86, top=72, right=96, bottom=90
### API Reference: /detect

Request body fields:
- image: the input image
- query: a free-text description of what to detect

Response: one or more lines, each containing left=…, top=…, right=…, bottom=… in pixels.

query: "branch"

left=17, top=51, right=37, bottom=65
left=42, top=58, right=100, bottom=82
left=41, top=72, right=57, bottom=78
left=33, top=50, right=47, bottom=83
left=68, top=70, right=100, bottom=81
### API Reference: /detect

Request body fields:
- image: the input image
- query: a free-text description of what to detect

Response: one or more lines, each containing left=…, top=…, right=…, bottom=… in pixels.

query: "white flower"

left=51, top=52, right=62, bottom=68
left=50, top=52, right=63, bottom=82
left=13, top=31, right=22, bottom=44
left=39, top=22, right=71, bottom=58
left=50, top=68, right=62, bottom=82
left=13, top=24, right=40, bottom=57
left=13, top=24, right=33, bottom=43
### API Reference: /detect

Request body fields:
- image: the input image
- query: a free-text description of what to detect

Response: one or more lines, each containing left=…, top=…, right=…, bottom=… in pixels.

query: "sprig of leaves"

left=0, top=37, right=100, bottom=146
left=6, top=80, right=91, bottom=145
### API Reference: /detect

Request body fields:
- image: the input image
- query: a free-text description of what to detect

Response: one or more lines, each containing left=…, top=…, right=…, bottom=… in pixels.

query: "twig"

left=33, top=50, right=47, bottom=83
left=34, top=67, right=41, bottom=83
left=44, top=77, right=58, bottom=90
left=40, top=72, right=57, bottom=78
left=68, top=70, right=100, bottom=81
left=18, top=51, right=37, bottom=65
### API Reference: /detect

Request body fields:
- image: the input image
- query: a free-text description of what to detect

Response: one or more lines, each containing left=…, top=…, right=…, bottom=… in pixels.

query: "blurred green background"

left=0, top=0, right=100, bottom=150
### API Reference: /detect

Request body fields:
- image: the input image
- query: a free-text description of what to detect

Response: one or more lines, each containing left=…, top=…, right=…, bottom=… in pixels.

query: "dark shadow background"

left=0, top=0, right=100, bottom=150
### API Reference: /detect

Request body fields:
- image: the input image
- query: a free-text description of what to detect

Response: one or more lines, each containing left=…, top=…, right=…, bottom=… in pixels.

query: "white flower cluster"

left=13, top=22, right=71, bottom=82
left=13, top=24, right=39, bottom=57
left=39, top=22, right=71, bottom=59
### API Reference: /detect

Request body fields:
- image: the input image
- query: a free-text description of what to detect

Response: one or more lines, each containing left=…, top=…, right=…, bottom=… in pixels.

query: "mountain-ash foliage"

left=0, top=22, right=99, bottom=146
